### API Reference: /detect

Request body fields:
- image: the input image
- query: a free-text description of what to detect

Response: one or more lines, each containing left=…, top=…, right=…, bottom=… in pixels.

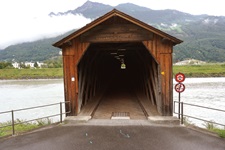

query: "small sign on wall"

left=71, top=77, right=75, bottom=82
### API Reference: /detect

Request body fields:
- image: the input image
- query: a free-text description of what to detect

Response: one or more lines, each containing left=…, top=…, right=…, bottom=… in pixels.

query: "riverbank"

left=0, top=68, right=63, bottom=79
left=1, top=64, right=225, bottom=79
left=174, top=63, right=225, bottom=77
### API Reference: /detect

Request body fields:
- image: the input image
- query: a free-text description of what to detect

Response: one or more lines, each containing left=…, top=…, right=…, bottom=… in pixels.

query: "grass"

left=0, top=118, right=52, bottom=137
left=212, top=128, right=225, bottom=138
left=0, top=68, right=63, bottom=79
left=202, top=121, right=225, bottom=138
left=173, top=63, right=225, bottom=77
left=183, top=118, right=225, bottom=138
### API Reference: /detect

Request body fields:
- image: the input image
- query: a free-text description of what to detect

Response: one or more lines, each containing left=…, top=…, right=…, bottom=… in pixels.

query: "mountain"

left=49, top=1, right=113, bottom=19
left=1, top=1, right=225, bottom=62
left=0, top=30, right=76, bottom=62
left=0, top=38, right=60, bottom=62
left=50, top=1, right=205, bottom=24
left=174, top=16, right=225, bottom=62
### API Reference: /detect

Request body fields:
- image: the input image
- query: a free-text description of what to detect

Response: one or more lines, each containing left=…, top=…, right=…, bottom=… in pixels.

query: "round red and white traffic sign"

left=175, top=72, right=185, bottom=83
left=175, top=83, right=185, bottom=93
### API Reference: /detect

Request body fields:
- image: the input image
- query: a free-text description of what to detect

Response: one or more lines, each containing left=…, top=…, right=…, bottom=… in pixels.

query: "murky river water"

left=0, top=78, right=225, bottom=127
left=174, top=77, right=225, bottom=127
left=0, top=79, right=64, bottom=123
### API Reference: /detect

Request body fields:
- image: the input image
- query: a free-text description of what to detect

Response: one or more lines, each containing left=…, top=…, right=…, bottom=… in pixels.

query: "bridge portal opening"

left=78, top=42, right=160, bottom=118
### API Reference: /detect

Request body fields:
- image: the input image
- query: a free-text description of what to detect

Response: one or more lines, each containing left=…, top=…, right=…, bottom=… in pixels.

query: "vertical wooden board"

left=165, top=44, right=173, bottom=115
left=155, top=35, right=163, bottom=64
left=64, top=56, right=73, bottom=115
left=157, top=65, right=163, bottom=115
left=165, top=55, right=170, bottom=106
left=73, top=40, right=79, bottom=114
left=63, top=56, right=69, bottom=114
left=65, top=57, right=71, bottom=104
left=160, top=54, right=166, bottom=112
left=72, top=39, right=78, bottom=94
left=167, top=52, right=173, bottom=114
left=70, top=56, right=76, bottom=115
left=61, top=40, right=78, bottom=115
left=160, top=53, right=173, bottom=115
left=63, top=55, right=76, bottom=115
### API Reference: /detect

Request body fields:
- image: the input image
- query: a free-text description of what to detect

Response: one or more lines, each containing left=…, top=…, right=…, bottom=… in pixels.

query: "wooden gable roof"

left=53, top=9, right=182, bottom=48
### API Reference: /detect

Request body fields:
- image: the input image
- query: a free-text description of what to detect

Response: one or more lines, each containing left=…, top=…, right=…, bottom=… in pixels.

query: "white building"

left=12, top=61, right=45, bottom=68
left=25, top=62, right=35, bottom=68
left=12, top=62, right=20, bottom=69
left=37, top=62, right=44, bottom=68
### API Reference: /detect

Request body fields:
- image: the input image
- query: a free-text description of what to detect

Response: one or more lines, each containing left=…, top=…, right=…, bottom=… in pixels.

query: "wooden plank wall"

left=62, top=38, right=89, bottom=115
left=143, top=34, right=173, bottom=116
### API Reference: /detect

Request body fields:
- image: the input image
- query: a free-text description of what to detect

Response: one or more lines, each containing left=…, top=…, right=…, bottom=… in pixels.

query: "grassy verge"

left=212, top=129, right=225, bottom=138
left=0, top=68, right=63, bottom=79
left=183, top=118, right=225, bottom=138
left=0, top=119, right=52, bottom=137
left=173, top=63, right=225, bottom=77
left=203, top=121, right=225, bottom=138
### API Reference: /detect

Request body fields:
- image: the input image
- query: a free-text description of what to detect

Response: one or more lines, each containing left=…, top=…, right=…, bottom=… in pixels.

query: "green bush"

left=0, top=62, right=13, bottom=69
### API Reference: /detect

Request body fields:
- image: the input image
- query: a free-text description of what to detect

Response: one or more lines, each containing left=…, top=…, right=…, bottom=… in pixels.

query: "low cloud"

left=0, top=14, right=91, bottom=49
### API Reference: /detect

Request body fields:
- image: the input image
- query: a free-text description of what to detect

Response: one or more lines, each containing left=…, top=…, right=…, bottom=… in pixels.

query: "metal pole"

left=60, top=102, right=62, bottom=123
left=178, top=92, right=181, bottom=119
left=181, top=102, right=184, bottom=124
left=11, top=110, right=15, bottom=135
left=173, top=101, right=175, bottom=113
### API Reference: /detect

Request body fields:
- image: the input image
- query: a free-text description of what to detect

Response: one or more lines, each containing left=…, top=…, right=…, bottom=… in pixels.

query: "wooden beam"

left=81, top=24, right=153, bottom=42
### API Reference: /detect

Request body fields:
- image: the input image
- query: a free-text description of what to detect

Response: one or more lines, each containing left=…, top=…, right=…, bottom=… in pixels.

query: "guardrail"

left=174, top=101, right=225, bottom=127
left=0, top=101, right=71, bottom=135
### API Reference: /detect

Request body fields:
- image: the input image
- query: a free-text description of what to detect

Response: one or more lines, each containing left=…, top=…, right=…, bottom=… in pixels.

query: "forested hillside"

left=0, top=30, right=75, bottom=62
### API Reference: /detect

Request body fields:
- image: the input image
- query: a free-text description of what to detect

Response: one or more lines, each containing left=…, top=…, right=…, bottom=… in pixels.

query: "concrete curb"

left=148, top=116, right=180, bottom=125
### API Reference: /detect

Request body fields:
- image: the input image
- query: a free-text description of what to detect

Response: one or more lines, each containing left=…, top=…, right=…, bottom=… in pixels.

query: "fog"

left=0, top=14, right=91, bottom=49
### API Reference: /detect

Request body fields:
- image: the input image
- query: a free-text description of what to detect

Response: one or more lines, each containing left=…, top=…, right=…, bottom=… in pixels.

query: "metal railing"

left=174, top=101, right=225, bottom=127
left=0, top=101, right=71, bottom=135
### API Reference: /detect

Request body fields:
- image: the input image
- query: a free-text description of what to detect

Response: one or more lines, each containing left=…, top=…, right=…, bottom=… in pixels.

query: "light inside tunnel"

left=121, top=63, right=126, bottom=69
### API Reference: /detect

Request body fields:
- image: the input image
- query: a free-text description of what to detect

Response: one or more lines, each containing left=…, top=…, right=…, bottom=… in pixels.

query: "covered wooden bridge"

left=53, top=9, right=182, bottom=119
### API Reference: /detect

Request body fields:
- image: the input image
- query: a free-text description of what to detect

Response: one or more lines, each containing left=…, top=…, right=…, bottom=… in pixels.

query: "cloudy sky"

left=0, top=0, right=224, bottom=49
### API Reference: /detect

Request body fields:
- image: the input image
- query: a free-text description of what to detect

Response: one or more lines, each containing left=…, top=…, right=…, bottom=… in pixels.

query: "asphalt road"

left=0, top=124, right=225, bottom=150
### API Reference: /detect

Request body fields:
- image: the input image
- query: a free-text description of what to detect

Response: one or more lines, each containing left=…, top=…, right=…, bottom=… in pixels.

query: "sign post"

left=174, top=72, right=185, bottom=119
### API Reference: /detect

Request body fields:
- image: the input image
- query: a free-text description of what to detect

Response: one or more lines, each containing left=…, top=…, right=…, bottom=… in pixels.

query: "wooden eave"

left=53, top=9, right=183, bottom=48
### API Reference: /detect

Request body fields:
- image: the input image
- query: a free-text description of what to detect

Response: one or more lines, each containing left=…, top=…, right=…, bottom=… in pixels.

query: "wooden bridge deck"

left=93, top=90, right=146, bottom=119
left=78, top=86, right=159, bottom=119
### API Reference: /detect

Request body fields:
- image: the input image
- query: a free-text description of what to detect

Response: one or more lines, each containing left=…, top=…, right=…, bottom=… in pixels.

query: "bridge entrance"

left=78, top=42, right=160, bottom=119
left=53, top=9, right=182, bottom=117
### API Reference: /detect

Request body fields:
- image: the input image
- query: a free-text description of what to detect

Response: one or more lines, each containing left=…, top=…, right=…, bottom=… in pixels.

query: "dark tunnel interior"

left=78, top=42, right=159, bottom=109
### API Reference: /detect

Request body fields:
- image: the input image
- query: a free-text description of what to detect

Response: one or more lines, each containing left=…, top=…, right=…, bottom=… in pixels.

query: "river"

left=0, top=78, right=225, bottom=127
left=174, top=77, right=225, bottom=127
left=0, top=79, right=64, bottom=123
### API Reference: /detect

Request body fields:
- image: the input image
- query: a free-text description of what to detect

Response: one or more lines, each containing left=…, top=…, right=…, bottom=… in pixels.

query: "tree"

left=0, top=62, right=13, bottom=69
left=34, top=62, right=38, bottom=68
